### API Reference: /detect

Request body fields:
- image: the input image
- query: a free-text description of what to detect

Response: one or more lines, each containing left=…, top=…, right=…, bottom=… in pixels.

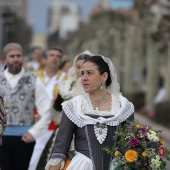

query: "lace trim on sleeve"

left=45, top=158, right=65, bottom=170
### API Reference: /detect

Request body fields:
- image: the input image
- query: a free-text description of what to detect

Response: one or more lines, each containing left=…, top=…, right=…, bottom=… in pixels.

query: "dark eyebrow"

left=86, top=70, right=94, bottom=72
left=10, top=54, right=21, bottom=57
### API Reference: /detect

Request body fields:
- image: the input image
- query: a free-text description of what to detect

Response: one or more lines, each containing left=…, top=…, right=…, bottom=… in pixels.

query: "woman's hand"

left=49, top=164, right=62, bottom=170
left=45, top=159, right=64, bottom=170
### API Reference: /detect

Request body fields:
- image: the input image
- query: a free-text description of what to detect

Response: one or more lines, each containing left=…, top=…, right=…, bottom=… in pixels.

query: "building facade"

left=48, top=0, right=81, bottom=39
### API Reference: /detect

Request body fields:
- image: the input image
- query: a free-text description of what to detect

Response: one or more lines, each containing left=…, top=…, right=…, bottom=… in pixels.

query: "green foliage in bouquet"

left=104, top=120, right=170, bottom=170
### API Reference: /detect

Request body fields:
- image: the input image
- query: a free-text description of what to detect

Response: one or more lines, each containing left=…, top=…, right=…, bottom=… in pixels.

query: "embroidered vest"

left=0, top=71, right=36, bottom=126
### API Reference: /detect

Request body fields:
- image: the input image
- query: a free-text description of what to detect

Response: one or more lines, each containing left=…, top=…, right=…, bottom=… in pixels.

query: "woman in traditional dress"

left=53, top=50, right=93, bottom=114
left=45, top=55, right=134, bottom=170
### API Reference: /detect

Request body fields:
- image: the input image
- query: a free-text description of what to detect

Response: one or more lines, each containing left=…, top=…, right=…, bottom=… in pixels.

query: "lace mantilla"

left=101, top=56, right=120, bottom=94
left=62, top=94, right=134, bottom=144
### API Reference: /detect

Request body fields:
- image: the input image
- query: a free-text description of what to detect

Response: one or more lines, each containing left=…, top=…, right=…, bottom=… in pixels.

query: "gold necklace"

left=90, top=92, right=108, bottom=110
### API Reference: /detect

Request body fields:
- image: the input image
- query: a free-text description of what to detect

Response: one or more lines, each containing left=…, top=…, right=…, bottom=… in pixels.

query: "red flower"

left=129, top=138, right=140, bottom=148
left=158, top=145, right=165, bottom=158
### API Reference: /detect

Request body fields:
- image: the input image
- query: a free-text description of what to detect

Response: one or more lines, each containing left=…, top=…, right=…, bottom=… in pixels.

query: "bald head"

left=3, top=43, right=23, bottom=57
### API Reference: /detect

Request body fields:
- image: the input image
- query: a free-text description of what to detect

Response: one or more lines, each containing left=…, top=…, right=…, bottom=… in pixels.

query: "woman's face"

left=75, top=59, right=85, bottom=78
left=81, top=61, right=107, bottom=94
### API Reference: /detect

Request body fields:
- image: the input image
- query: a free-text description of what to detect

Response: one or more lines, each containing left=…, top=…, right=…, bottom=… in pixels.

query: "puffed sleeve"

left=52, top=111, right=75, bottom=156
left=45, top=111, right=75, bottom=170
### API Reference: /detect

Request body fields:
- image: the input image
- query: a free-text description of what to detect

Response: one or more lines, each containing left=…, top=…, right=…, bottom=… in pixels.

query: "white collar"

left=4, top=68, right=24, bottom=80
left=43, top=70, right=57, bottom=80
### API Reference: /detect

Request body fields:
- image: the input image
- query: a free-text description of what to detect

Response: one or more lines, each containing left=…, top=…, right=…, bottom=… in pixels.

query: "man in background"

left=29, top=47, right=67, bottom=170
left=25, top=46, right=43, bottom=72
left=0, top=42, right=51, bottom=170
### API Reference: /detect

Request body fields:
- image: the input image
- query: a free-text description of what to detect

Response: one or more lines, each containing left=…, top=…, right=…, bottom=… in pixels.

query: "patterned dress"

left=0, top=96, right=6, bottom=145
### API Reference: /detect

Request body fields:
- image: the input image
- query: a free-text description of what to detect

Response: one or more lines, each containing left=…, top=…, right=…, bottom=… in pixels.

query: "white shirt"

left=43, top=71, right=66, bottom=101
left=3, top=68, right=52, bottom=139
left=44, top=71, right=58, bottom=101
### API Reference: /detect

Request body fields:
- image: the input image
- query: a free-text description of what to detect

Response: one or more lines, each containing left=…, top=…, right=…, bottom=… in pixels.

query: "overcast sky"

left=28, top=0, right=96, bottom=34
left=28, top=0, right=133, bottom=34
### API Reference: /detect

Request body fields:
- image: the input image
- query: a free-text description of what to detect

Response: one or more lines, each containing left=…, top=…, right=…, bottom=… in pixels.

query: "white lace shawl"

left=61, top=93, right=134, bottom=127
left=61, top=93, right=134, bottom=144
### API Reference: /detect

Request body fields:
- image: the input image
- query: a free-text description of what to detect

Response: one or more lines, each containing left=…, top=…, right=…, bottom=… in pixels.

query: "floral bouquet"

left=104, top=120, right=170, bottom=170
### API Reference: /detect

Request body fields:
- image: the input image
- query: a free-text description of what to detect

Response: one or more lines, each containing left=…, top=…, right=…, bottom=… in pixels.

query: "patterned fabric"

left=0, top=96, right=6, bottom=136
left=0, top=71, right=36, bottom=126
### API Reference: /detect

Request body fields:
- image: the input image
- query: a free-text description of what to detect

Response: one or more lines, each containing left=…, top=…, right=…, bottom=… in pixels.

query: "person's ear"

left=102, top=72, right=108, bottom=82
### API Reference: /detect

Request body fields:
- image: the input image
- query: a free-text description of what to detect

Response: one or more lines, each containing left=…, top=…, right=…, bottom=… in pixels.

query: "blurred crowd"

left=0, top=43, right=92, bottom=170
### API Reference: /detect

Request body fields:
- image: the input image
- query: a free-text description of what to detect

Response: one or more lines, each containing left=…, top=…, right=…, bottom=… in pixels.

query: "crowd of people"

left=0, top=42, right=135, bottom=170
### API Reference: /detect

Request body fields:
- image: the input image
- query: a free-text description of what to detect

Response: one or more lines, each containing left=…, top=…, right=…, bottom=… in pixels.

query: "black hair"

left=59, top=60, right=70, bottom=70
left=3, top=65, right=7, bottom=70
left=83, top=55, right=111, bottom=86
left=43, top=47, right=63, bottom=58
left=31, top=46, right=42, bottom=53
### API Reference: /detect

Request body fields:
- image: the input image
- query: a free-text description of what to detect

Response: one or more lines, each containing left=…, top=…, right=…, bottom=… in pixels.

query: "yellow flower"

left=114, top=151, right=119, bottom=157
left=160, top=140, right=164, bottom=145
left=125, top=150, right=138, bottom=162
left=159, top=137, right=164, bottom=145
left=142, top=152, right=147, bottom=157
left=148, top=129, right=152, bottom=133
left=135, top=125, right=141, bottom=129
